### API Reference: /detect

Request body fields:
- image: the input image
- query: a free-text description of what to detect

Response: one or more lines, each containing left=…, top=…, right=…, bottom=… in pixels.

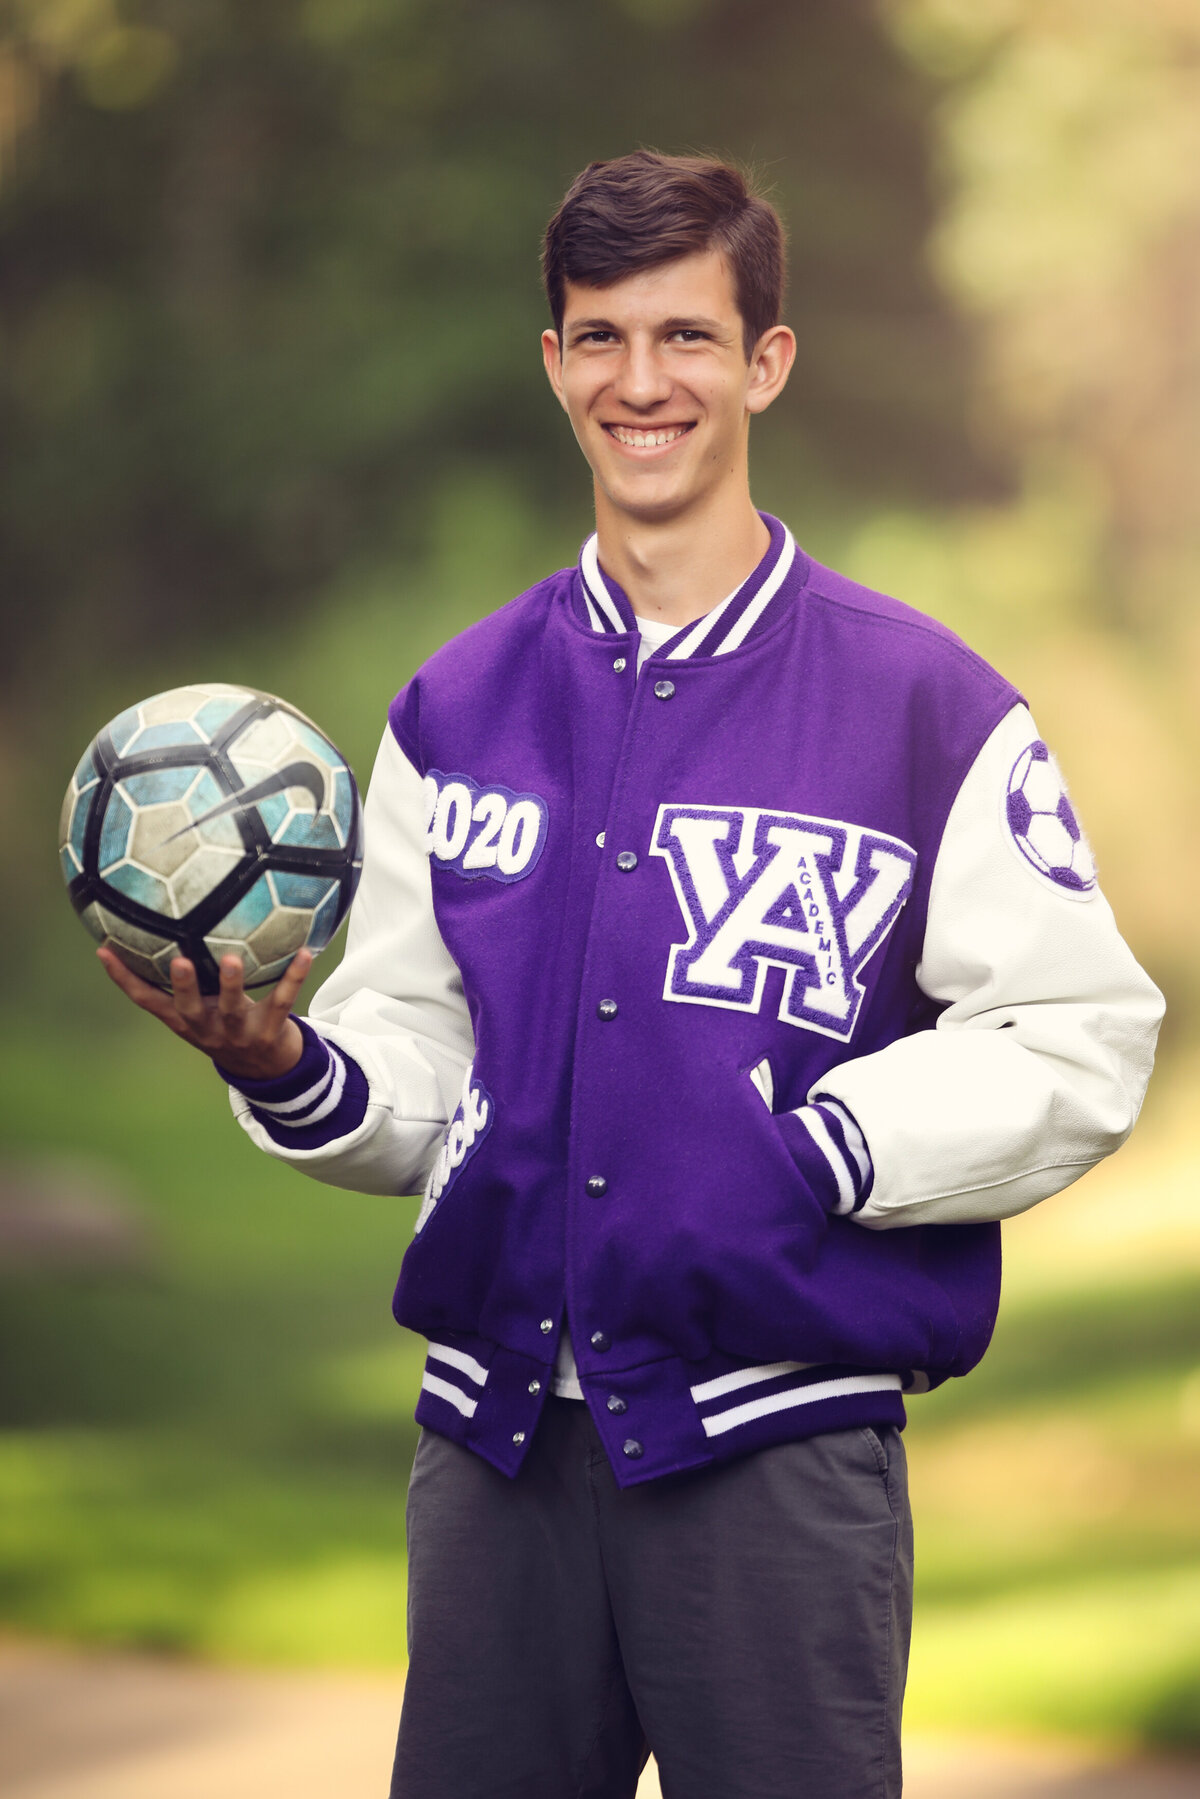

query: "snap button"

left=590, top=1330, right=611, bottom=1352
left=595, top=830, right=606, bottom=848
left=653, top=680, right=675, bottom=700
left=586, top=1176, right=608, bottom=1198
left=528, top=1379, right=541, bottom=1395
left=513, top=1431, right=526, bottom=1446
left=615, top=850, right=638, bottom=871
left=606, top=1394, right=627, bottom=1415
left=623, top=1438, right=644, bottom=1459
left=597, top=999, right=618, bottom=1021
left=613, top=656, right=627, bottom=673
left=539, top=1318, right=554, bottom=1335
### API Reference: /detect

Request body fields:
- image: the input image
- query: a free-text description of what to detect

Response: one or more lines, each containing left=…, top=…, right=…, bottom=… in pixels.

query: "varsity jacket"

left=225, top=516, right=1162, bottom=1487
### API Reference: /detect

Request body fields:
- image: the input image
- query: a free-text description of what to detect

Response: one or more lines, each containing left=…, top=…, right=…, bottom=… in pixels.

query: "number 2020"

left=423, top=771, right=548, bottom=883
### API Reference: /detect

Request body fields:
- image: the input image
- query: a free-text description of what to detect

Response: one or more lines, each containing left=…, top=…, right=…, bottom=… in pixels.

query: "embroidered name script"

left=650, top=803, right=917, bottom=1042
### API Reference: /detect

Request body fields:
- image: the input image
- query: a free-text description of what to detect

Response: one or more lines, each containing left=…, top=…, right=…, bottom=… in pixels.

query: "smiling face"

left=541, top=249, right=794, bottom=530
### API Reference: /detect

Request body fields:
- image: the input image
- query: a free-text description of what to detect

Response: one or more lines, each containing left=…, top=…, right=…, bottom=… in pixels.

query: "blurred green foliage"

left=2, top=0, right=1199, bottom=1756
left=0, top=0, right=987, bottom=709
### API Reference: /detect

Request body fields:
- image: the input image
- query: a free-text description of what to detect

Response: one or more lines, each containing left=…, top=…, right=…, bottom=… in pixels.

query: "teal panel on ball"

left=72, top=747, right=99, bottom=794
left=107, top=861, right=171, bottom=915
left=280, top=811, right=340, bottom=850
left=256, top=792, right=289, bottom=838
left=122, top=766, right=204, bottom=807
left=184, top=768, right=244, bottom=847
left=107, top=706, right=144, bottom=756
left=194, top=695, right=249, bottom=741
left=98, top=790, right=134, bottom=872
left=331, top=768, right=356, bottom=841
left=309, top=883, right=343, bottom=950
left=272, top=872, right=337, bottom=911
left=216, top=875, right=275, bottom=938
left=292, top=721, right=342, bottom=770
left=69, top=788, right=93, bottom=866
left=186, top=767, right=224, bottom=811
left=129, top=721, right=204, bottom=753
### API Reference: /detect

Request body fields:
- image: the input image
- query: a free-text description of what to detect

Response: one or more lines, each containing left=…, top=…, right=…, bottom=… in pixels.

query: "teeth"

left=610, top=426, right=688, bottom=448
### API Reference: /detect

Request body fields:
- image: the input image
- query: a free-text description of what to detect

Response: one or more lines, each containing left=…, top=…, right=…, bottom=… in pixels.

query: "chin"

left=607, top=487, right=696, bottom=525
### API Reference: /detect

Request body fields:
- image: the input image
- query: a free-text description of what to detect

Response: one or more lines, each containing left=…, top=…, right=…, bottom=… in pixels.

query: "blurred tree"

left=0, top=0, right=992, bottom=700
left=889, top=0, right=1200, bottom=642
left=875, top=0, right=1200, bottom=1018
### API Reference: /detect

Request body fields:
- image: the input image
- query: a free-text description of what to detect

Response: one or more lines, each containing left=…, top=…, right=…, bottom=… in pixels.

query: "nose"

left=613, top=337, right=673, bottom=410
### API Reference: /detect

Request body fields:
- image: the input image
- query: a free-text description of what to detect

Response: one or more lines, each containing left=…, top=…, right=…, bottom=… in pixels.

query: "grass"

left=0, top=1023, right=423, bottom=1667
left=3, top=1014, right=1200, bottom=1749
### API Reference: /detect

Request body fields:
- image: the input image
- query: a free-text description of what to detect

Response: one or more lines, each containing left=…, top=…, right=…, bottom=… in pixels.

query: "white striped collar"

left=579, top=534, right=628, bottom=634
left=666, top=524, right=796, bottom=660
left=574, top=514, right=801, bottom=660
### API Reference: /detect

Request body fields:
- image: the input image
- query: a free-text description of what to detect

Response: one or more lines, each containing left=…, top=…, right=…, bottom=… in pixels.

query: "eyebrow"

left=565, top=314, right=727, bottom=336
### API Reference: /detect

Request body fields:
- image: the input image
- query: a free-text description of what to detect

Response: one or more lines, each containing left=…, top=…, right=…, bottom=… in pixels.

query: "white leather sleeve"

left=228, top=728, right=475, bottom=1194
left=815, top=703, right=1164, bottom=1228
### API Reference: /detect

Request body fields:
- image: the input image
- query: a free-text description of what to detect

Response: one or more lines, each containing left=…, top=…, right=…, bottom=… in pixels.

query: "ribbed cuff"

left=217, top=1019, right=370, bottom=1150
left=776, top=1096, right=873, bottom=1216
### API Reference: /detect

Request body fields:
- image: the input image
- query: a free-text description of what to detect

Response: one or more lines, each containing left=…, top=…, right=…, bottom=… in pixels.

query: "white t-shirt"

left=633, top=612, right=679, bottom=669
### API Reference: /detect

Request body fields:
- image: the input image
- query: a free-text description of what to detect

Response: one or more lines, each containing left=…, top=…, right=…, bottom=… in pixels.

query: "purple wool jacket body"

left=389, top=519, right=1012, bottom=1483
left=226, top=516, right=1161, bottom=1486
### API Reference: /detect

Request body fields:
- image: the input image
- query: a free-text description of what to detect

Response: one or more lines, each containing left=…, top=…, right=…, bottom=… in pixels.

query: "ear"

left=541, top=327, right=569, bottom=410
left=745, top=324, right=796, bottom=416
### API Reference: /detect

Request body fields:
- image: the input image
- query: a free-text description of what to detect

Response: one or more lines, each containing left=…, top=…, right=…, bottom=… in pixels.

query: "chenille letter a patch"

left=650, top=803, right=917, bottom=1042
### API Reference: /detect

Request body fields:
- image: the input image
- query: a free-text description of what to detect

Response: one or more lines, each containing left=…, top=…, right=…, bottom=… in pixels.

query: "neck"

left=592, top=486, right=770, bottom=627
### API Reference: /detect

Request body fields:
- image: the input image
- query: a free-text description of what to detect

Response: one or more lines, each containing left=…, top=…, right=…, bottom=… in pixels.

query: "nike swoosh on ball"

left=168, top=760, right=327, bottom=840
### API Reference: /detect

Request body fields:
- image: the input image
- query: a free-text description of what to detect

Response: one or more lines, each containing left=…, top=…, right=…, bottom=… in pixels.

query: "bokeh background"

left=2, top=0, right=1199, bottom=1756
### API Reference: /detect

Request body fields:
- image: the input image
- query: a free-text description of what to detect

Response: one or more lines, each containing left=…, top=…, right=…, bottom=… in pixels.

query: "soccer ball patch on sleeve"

left=1005, top=741, right=1097, bottom=898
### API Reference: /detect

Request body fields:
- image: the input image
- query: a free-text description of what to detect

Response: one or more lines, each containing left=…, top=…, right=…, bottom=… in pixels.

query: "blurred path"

left=2, top=1642, right=1198, bottom=1798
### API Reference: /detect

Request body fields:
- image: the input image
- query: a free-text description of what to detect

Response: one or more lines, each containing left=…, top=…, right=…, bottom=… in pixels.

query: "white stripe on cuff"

left=818, top=1097, right=871, bottom=1188
left=244, top=1046, right=336, bottom=1117
left=291, top=1043, right=349, bottom=1122
left=247, top=1046, right=349, bottom=1130
left=798, top=1104, right=858, bottom=1214
left=295, top=1048, right=348, bottom=1125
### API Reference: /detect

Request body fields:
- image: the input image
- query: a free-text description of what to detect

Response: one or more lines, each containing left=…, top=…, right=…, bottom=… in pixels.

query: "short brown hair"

left=541, top=150, right=787, bottom=361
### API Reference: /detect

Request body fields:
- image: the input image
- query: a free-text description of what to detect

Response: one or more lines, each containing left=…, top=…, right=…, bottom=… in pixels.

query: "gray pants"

left=392, top=1398, right=912, bottom=1799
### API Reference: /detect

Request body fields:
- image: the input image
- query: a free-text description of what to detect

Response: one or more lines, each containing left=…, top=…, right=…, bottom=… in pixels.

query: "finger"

left=168, top=956, right=210, bottom=1029
left=267, top=947, right=314, bottom=1017
left=217, top=954, right=250, bottom=1020
left=97, top=946, right=191, bottom=1035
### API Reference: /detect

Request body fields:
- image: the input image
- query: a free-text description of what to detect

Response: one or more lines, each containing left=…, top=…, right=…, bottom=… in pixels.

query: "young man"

left=102, top=153, right=1163, bottom=1798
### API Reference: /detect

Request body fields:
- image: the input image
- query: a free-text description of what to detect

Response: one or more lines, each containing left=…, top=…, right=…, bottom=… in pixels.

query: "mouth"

left=602, top=422, right=696, bottom=451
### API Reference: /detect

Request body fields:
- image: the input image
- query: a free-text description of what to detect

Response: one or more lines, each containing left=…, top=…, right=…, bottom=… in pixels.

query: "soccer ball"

left=1005, top=740, right=1096, bottom=895
left=60, top=683, right=364, bottom=993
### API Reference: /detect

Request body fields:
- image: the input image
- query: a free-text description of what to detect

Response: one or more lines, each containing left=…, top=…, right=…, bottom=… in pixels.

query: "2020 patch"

left=650, top=802, right=917, bottom=1042
left=422, top=770, right=547, bottom=883
left=1005, top=742, right=1096, bottom=898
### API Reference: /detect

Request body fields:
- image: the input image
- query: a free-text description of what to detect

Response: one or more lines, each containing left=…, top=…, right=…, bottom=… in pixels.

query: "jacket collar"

left=571, top=513, right=804, bottom=661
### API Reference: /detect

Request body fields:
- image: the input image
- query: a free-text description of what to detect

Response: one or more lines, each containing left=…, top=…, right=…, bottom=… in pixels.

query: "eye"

left=673, top=329, right=709, bottom=343
left=575, top=330, right=615, bottom=345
